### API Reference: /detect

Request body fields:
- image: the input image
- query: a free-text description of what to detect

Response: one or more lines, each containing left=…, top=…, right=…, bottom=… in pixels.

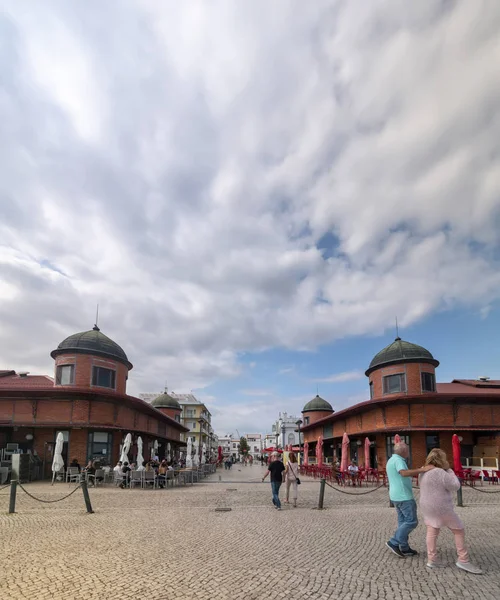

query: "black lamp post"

left=275, top=432, right=279, bottom=451
left=281, top=423, right=286, bottom=451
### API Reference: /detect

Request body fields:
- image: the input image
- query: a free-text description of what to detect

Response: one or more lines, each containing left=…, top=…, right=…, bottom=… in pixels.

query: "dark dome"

left=51, top=325, right=133, bottom=369
left=365, top=337, right=439, bottom=376
left=151, top=392, right=180, bottom=410
left=302, top=395, right=333, bottom=413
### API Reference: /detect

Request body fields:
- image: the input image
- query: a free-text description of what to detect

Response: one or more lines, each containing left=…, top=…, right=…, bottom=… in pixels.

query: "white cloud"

left=0, top=1, right=500, bottom=436
left=312, top=370, right=364, bottom=384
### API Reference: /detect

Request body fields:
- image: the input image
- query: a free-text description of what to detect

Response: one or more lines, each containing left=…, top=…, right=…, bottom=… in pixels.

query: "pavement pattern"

left=1, top=465, right=499, bottom=600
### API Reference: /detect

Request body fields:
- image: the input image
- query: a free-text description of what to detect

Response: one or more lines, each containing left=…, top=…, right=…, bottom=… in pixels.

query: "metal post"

left=457, top=484, right=463, bottom=507
left=9, top=480, right=17, bottom=514
left=81, top=480, right=94, bottom=514
left=318, top=478, right=326, bottom=509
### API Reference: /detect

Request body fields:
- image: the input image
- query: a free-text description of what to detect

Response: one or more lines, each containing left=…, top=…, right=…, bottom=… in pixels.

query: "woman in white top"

left=284, top=452, right=300, bottom=507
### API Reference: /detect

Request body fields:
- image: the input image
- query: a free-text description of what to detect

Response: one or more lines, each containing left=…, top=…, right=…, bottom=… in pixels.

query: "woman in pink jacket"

left=419, top=448, right=482, bottom=574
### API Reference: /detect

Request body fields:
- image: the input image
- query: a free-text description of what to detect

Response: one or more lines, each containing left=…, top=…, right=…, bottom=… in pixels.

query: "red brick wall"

left=370, top=362, right=436, bottom=399
left=54, top=353, right=129, bottom=395
left=303, top=410, right=333, bottom=425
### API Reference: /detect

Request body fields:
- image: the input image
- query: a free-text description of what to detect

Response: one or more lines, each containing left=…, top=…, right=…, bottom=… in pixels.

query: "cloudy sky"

left=1, top=1, right=500, bottom=436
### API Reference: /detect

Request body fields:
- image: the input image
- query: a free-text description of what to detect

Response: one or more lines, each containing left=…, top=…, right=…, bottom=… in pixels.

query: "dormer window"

left=383, top=373, right=406, bottom=394
left=56, top=364, right=75, bottom=385
left=304, top=416, right=310, bottom=426
left=91, top=366, right=116, bottom=389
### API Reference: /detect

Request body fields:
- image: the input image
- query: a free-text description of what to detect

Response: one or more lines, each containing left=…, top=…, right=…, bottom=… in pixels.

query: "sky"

left=1, top=1, right=500, bottom=438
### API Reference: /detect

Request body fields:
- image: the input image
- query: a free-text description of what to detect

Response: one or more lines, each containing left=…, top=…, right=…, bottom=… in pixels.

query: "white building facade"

left=271, top=412, right=302, bottom=449
left=245, top=433, right=263, bottom=459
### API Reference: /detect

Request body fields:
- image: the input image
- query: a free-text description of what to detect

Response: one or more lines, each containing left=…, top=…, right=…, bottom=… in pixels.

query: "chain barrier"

left=17, top=482, right=83, bottom=503
left=325, top=480, right=386, bottom=495
left=0, top=483, right=10, bottom=492
left=462, top=482, right=500, bottom=494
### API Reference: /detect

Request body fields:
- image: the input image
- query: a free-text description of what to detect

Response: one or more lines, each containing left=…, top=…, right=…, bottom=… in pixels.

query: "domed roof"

left=365, top=337, right=439, bottom=376
left=151, top=391, right=181, bottom=410
left=302, top=394, right=334, bottom=413
left=51, top=325, right=133, bottom=369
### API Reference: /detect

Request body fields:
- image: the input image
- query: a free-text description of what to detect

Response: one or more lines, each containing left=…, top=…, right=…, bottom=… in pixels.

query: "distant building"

left=271, top=412, right=302, bottom=449
left=217, top=434, right=239, bottom=460
left=140, top=392, right=216, bottom=460
left=245, top=433, right=262, bottom=459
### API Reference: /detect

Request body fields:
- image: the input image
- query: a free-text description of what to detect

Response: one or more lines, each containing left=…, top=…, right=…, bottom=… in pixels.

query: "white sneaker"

left=426, top=562, right=446, bottom=569
left=456, top=562, right=483, bottom=574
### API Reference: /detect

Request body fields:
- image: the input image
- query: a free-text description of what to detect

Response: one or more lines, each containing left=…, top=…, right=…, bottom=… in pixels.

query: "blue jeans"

left=271, top=481, right=282, bottom=508
left=390, top=499, right=418, bottom=551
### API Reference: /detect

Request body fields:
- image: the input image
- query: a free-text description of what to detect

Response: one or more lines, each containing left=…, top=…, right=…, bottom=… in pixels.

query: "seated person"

left=137, top=461, right=146, bottom=472
left=157, top=460, right=168, bottom=488
left=347, top=460, right=359, bottom=486
left=113, top=461, right=123, bottom=474
left=69, top=458, right=81, bottom=472
left=120, top=462, right=131, bottom=489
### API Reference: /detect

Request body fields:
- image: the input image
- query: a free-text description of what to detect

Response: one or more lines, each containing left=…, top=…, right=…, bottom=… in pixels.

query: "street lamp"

left=296, top=419, right=302, bottom=458
left=281, top=423, right=286, bottom=451
left=275, top=432, right=279, bottom=451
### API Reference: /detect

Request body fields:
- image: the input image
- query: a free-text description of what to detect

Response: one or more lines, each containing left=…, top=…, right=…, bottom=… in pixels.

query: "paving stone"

left=0, top=468, right=499, bottom=599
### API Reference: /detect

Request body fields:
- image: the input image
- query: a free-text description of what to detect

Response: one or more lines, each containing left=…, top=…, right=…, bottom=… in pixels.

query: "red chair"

left=482, top=469, right=497, bottom=484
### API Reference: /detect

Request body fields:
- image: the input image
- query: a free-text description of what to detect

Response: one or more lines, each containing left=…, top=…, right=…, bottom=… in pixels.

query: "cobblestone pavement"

left=1, top=466, right=499, bottom=600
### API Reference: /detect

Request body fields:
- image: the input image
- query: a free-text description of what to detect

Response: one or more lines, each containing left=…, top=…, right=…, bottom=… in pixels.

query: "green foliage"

left=238, top=436, right=249, bottom=455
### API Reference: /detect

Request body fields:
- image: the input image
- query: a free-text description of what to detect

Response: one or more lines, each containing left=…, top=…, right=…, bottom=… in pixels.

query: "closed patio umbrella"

left=120, top=433, right=132, bottom=464
left=394, top=434, right=401, bottom=444
left=452, top=434, right=462, bottom=473
left=316, top=435, right=324, bottom=468
left=51, top=432, right=65, bottom=485
left=364, top=437, right=371, bottom=471
left=340, top=432, right=349, bottom=472
left=166, top=443, right=171, bottom=462
left=303, top=442, right=309, bottom=466
left=136, top=437, right=144, bottom=469
left=151, top=439, right=158, bottom=460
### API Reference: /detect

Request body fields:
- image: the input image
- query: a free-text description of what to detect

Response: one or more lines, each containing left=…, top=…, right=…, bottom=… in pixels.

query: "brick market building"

left=0, top=325, right=188, bottom=478
left=301, top=337, right=500, bottom=472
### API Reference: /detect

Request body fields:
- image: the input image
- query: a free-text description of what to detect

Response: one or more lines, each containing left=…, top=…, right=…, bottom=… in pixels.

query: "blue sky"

left=0, top=2, right=500, bottom=436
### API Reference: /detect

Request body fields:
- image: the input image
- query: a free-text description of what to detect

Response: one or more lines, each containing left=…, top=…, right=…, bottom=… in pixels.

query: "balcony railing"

left=464, top=456, right=499, bottom=469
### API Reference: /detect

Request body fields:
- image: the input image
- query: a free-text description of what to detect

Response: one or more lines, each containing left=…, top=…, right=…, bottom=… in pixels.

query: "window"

left=56, top=364, right=75, bottom=385
left=175, top=414, right=180, bottom=423
left=425, top=434, right=439, bottom=455
left=421, top=372, right=436, bottom=392
left=87, top=431, right=112, bottom=464
left=186, top=409, right=196, bottom=418
left=369, top=381, right=374, bottom=399
left=383, top=373, right=406, bottom=394
left=91, top=367, right=116, bottom=389
left=304, top=416, right=310, bottom=426
left=288, top=433, right=295, bottom=445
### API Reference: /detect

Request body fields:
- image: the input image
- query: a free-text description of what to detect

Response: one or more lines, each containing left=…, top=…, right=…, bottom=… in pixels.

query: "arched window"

left=287, top=433, right=295, bottom=445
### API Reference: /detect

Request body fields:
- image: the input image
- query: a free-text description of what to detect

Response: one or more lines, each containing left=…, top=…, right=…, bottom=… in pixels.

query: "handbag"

left=290, top=463, right=301, bottom=485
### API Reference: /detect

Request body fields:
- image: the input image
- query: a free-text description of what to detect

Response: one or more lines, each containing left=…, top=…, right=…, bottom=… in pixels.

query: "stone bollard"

left=318, top=478, right=326, bottom=509
left=9, top=480, right=17, bottom=514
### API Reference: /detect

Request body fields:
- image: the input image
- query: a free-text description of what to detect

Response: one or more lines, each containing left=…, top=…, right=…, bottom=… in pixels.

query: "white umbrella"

left=136, top=436, right=144, bottom=469
left=186, top=438, right=193, bottom=468
left=201, top=443, right=206, bottom=464
left=51, top=432, right=65, bottom=485
left=120, top=433, right=132, bottom=464
left=166, top=443, right=171, bottom=462
left=151, top=439, right=158, bottom=460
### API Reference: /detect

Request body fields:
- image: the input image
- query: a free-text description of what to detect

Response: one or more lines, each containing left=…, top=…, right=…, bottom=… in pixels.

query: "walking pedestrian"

left=419, top=449, right=482, bottom=574
left=386, top=442, right=434, bottom=558
left=262, top=452, right=285, bottom=510
left=284, top=451, right=299, bottom=507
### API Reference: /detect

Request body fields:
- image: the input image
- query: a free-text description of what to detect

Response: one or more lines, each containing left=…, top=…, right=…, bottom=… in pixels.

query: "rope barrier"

left=0, top=483, right=10, bottom=492
left=462, top=482, right=500, bottom=494
left=325, top=481, right=386, bottom=495
left=17, top=482, right=83, bottom=503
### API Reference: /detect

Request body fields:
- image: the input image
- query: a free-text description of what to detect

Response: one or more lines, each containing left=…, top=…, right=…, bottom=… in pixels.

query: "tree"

left=238, top=436, right=249, bottom=455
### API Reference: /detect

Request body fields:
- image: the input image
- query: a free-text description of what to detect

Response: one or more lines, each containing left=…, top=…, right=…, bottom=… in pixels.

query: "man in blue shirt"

left=386, top=442, right=434, bottom=558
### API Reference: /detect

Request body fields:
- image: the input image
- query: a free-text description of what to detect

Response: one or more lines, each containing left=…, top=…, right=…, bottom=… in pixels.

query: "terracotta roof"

left=451, top=379, right=500, bottom=388
left=437, top=382, right=500, bottom=394
left=0, top=373, right=54, bottom=388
